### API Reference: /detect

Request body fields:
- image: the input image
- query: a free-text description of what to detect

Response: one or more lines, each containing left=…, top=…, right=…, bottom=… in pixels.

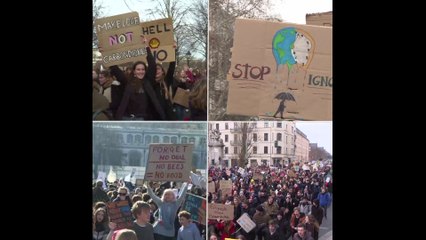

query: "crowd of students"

left=93, top=180, right=206, bottom=240
left=93, top=42, right=207, bottom=121
left=207, top=161, right=332, bottom=240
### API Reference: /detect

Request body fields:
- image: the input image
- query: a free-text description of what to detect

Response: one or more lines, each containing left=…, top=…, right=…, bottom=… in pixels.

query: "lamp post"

left=185, top=51, right=191, bottom=66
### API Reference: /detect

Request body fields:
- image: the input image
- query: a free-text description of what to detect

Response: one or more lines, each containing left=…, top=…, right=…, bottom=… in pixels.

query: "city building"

left=209, top=121, right=297, bottom=168
left=295, top=128, right=310, bottom=163
left=306, top=11, right=332, bottom=26
left=309, top=143, right=331, bottom=161
left=93, top=123, right=207, bottom=179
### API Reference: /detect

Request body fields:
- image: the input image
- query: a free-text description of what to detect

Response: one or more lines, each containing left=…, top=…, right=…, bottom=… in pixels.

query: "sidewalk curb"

left=318, top=230, right=332, bottom=240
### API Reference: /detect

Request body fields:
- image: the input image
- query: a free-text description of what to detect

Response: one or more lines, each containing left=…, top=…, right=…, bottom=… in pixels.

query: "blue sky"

left=294, top=121, right=332, bottom=154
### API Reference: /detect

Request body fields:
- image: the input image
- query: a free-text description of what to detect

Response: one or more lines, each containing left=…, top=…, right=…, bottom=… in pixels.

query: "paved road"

left=318, top=203, right=332, bottom=240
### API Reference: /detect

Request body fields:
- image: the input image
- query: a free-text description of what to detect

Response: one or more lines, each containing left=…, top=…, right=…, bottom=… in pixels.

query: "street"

left=318, top=203, right=332, bottom=240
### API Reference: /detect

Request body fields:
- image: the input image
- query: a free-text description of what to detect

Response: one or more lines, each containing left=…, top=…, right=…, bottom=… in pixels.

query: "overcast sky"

left=97, top=0, right=333, bottom=24
left=294, top=121, right=332, bottom=154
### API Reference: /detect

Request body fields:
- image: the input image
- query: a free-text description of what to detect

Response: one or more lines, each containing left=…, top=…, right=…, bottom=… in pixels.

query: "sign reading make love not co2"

left=144, top=144, right=193, bottom=182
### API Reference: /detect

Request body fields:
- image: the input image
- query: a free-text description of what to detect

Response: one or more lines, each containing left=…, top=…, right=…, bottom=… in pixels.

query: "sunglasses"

left=119, top=193, right=127, bottom=196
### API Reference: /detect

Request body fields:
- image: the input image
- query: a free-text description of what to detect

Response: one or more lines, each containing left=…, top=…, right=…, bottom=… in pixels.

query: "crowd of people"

left=93, top=179, right=206, bottom=240
left=93, top=40, right=207, bottom=121
left=207, top=161, right=332, bottom=240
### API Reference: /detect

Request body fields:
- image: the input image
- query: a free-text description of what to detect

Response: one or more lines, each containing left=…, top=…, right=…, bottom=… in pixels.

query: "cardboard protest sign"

left=238, top=167, right=245, bottom=175
left=135, top=179, right=144, bottom=186
left=182, top=193, right=206, bottom=223
left=208, top=203, right=234, bottom=221
left=219, top=179, right=232, bottom=195
left=141, top=18, right=175, bottom=62
left=95, top=12, right=146, bottom=67
left=173, top=87, right=190, bottom=108
left=227, top=19, right=332, bottom=120
left=144, top=144, right=193, bottom=182
left=107, top=200, right=133, bottom=230
left=236, top=213, right=256, bottom=232
left=208, top=181, right=215, bottom=192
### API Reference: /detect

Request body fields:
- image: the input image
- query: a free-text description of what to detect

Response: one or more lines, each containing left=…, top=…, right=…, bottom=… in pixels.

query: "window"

left=225, top=135, right=229, bottom=142
left=145, top=135, right=151, bottom=144
left=211, top=159, right=215, bottom=165
left=286, top=135, right=288, bottom=143
left=277, top=122, right=282, bottom=128
left=253, top=146, right=257, bottom=154
left=264, top=146, right=268, bottom=154
left=200, top=138, right=206, bottom=144
left=277, top=146, right=282, bottom=154
left=277, top=133, right=282, bottom=141
left=127, top=134, right=133, bottom=144
left=264, top=122, right=269, bottom=128
left=216, top=124, right=219, bottom=130
left=234, top=147, right=238, bottom=154
left=189, top=137, right=195, bottom=144
left=253, top=133, right=257, bottom=142
left=264, top=133, right=268, bottom=141
left=251, top=122, right=257, bottom=128
left=261, top=159, right=268, bottom=165
left=163, top=136, right=170, bottom=143
left=181, top=137, right=188, bottom=144
left=225, top=147, right=228, bottom=154
left=153, top=136, right=159, bottom=143
left=234, top=134, right=238, bottom=142
left=171, top=136, right=177, bottom=144
left=135, top=135, right=142, bottom=143
left=225, top=123, right=228, bottom=129
left=234, top=122, right=238, bottom=128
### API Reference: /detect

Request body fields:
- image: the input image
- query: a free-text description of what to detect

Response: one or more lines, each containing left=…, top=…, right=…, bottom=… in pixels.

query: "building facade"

left=309, top=143, right=331, bottom=161
left=306, top=11, right=332, bottom=26
left=295, top=128, right=310, bottom=163
left=209, top=121, right=297, bottom=168
left=93, top=123, right=207, bottom=179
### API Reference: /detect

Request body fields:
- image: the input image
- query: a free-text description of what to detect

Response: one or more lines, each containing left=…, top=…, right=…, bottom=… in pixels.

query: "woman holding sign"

left=147, top=182, right=188, bottom=240
left=114, top=46, right=166, bottom=120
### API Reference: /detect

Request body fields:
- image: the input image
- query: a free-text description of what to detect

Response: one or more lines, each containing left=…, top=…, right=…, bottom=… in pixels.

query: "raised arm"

left=146, top=47, right=156, bottom=82
left=147, top=184, right=162, bottom=207
left=176, top=182, right=189, bottom=206
left=165, top=61, right=176, bottom=87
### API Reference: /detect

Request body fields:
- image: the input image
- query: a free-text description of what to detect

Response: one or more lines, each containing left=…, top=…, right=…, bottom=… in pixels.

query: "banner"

left=227, top=19, right=332, bottom=120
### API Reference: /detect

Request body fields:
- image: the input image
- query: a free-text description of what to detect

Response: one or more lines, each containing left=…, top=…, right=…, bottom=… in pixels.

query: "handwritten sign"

left=135, top=179, right=144, bottom=186
left=208, top=203, right=234, bottom=221
left=208, top=181, right=215, bottom=193
left=220, top=179, right=232, bottom=196
left=95, top=12, right=146, bottom=67
left=141, top=18, right=175, bottom=62
left=182, top=193, right=206, bottom=224
left=238, top=167, right=245, bottom=175
left=145, top=144, right=193, bottom=182
left=107, top=200, right=133, bottom=230
left=253, top=172, right=263, bottom=180
left=227, top=19, right=332, bottom=120
left=236, top=213, right=256, bottom=233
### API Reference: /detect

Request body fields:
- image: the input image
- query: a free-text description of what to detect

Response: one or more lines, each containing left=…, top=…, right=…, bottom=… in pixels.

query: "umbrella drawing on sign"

left=273, top=92, right=296, bottom=119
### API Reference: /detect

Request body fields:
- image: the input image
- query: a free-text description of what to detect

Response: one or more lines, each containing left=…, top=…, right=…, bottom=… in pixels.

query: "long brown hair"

left=189, top=78, right=207, bottom=110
